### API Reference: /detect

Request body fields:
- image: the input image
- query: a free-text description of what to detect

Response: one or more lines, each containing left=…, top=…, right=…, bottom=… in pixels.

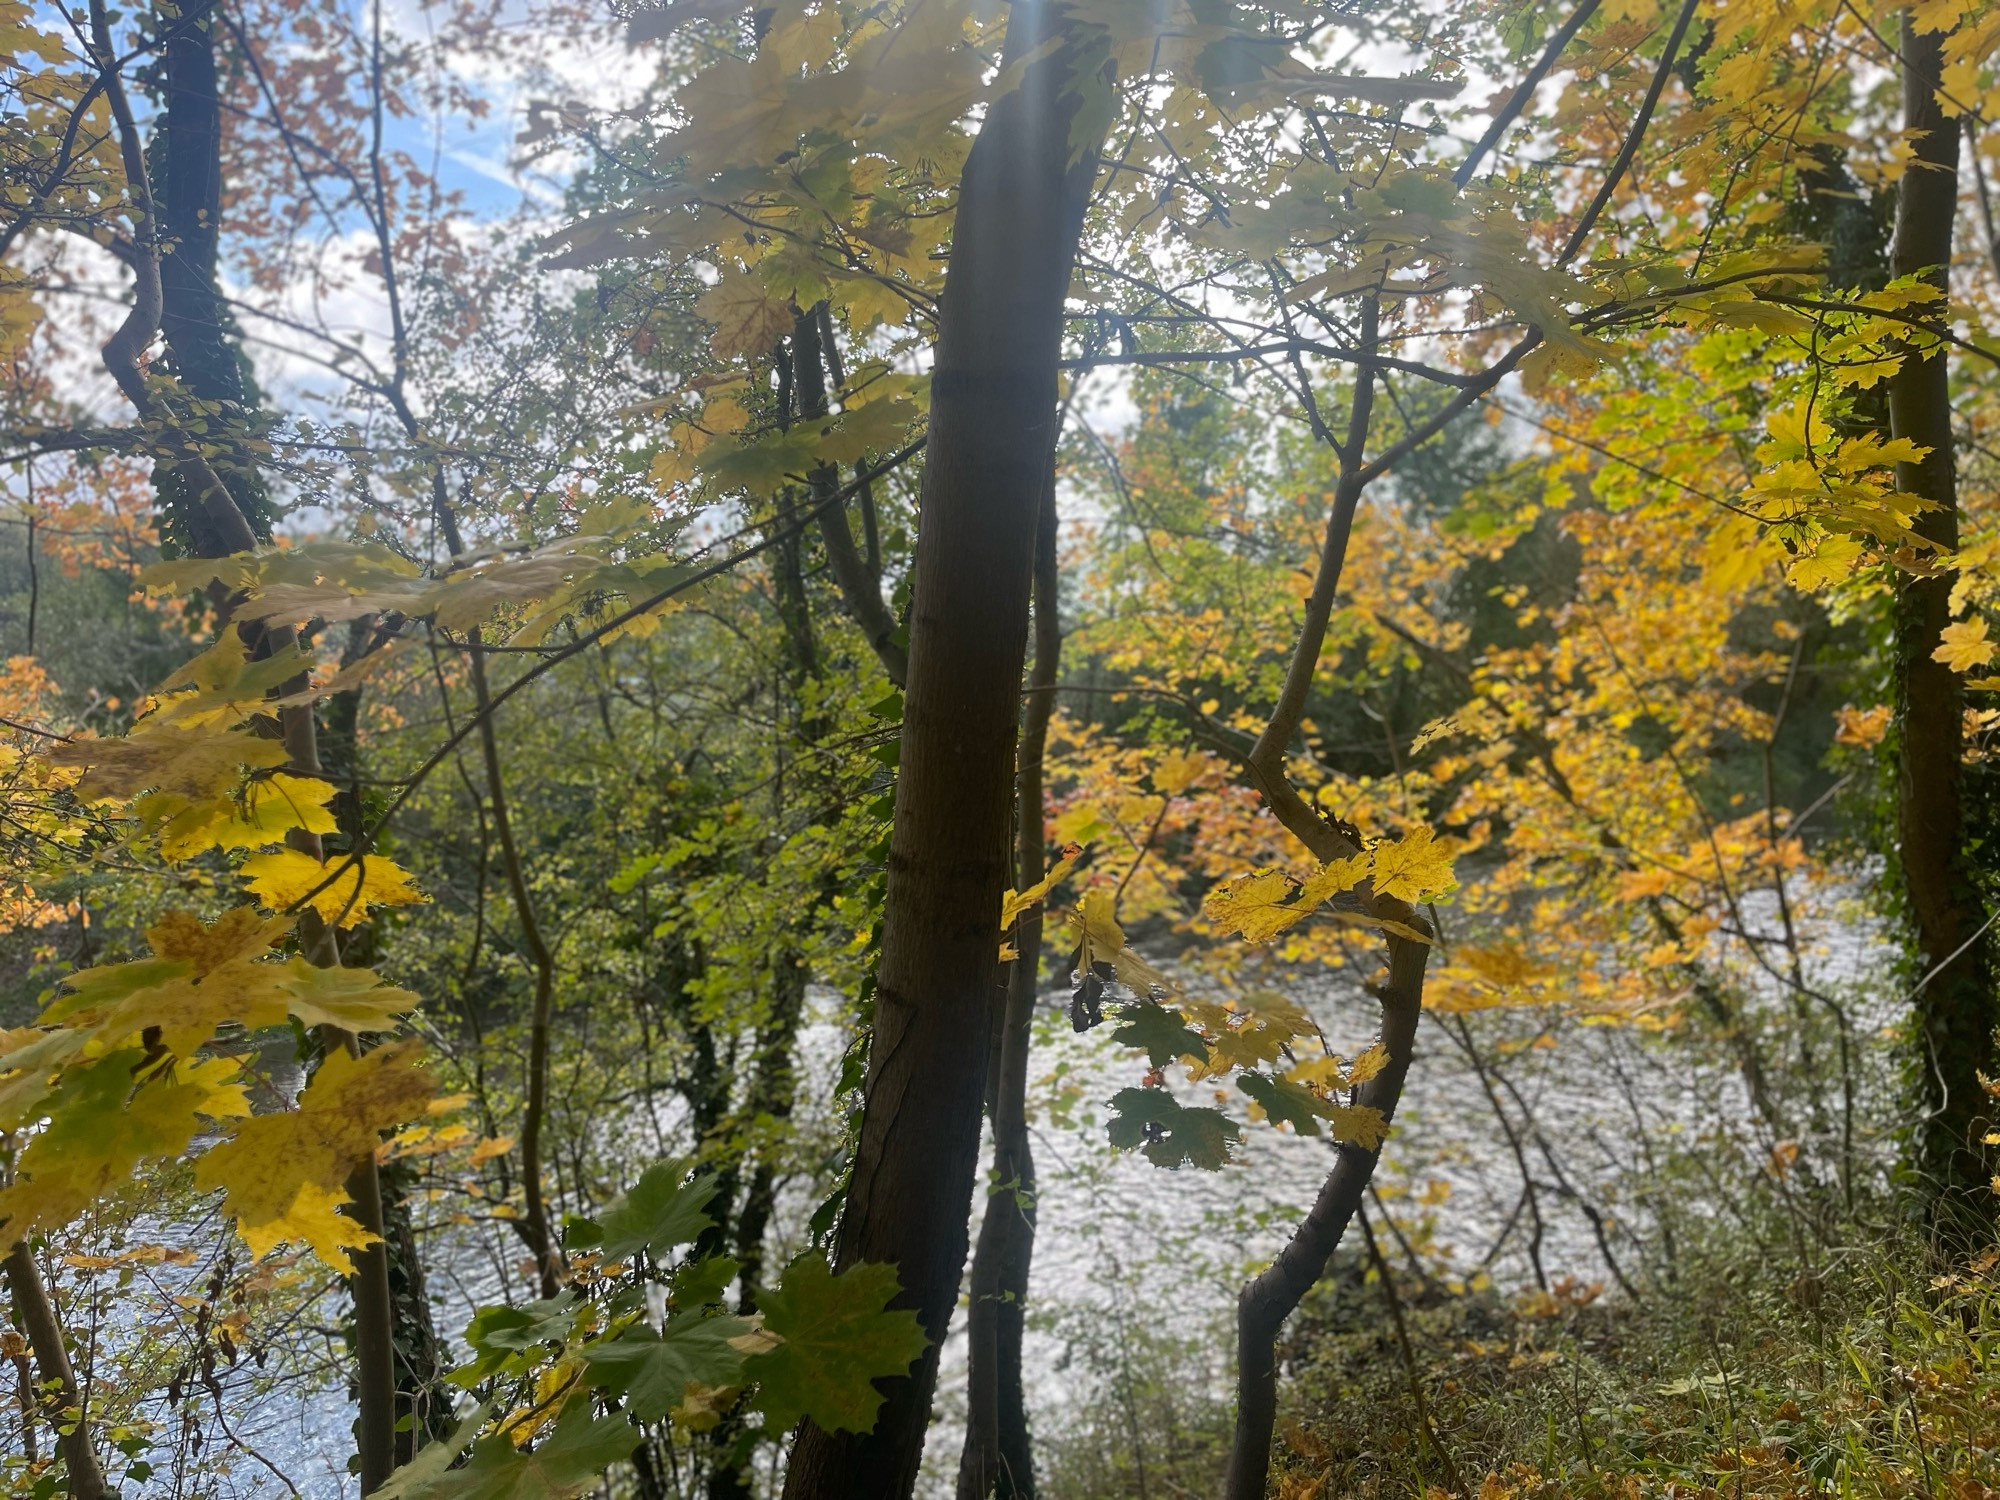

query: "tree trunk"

left=156, top=1, right=270, bottom=555
left=1223, top=943, right=1426, bottom=1500
left=321, top=640, right=452, bottom=1458
left=1889, top=11, right=1998, bottom=1217
left=3, top=1243, right=109, bottom=1499
left=779, top=7, right=1102, bottom=1493
left=144, top=18, right=400, bottom=1479
left=958, top=476, right=1058, bottom=1500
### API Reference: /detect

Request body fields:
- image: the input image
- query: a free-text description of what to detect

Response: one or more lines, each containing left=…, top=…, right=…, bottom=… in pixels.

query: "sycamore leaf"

left=276, top=961, right=420, bottom=1034
left=1200, top=990, right=1316, bottom=1077
left=1345, top=1041, right=1390, bottom=1087
left=0, top=1027, right=90, bottom=1130
left=1935, top=616, right=1997, bottom=672
left=456, top=1294, right=585, bottom=1385
left=580, top=1310, right=752, bottom=1422
left=240, top=848, right=428, bottom=928
left=1109, top=1001, right=1209, bottom=1069
left=1367, top=827, right=1457, bottom=904
left=1068, top=890, right=1176, bottom=996
left=590, top=1161, right=719, bottom=1262
left=137, top=773, right=340, bottom=859
left=1323, top=1102, right=1390, bottom=1149
left=0, top=1052, right=250, bottom=1247
left=1001, top=842, right=1083, bottom=927
left=746, top=1255, right=927, bottom=1434
left=152, top=636, right=316, bottom=730
left=1786, top=534, right=1866, bottom=593
left=1203, top=869, right=1299, bottom=943
left=1105, top=1086, right=1239, bottom=1170
left=43, top=958, right=290, bottom=1062
left=1237, top=1070, right=1326, bottom=1134
left=699, top=275, right=795, bottom=359
left=1151, top=749, right=1213, bottom=795
left=29, top=915, right=409, bottom=1062
left=374, top=1408, right=491, bottom=1500
left=672, top=1253, right=740, bottom=1311
left=194, top=1039, right=435, bottom=1267
left=49, top=727, right=290, bottom=804
left=1204, top=853, right=1368, bottom=943
left=145, top=908, right=290, bottom=973
left=375, top=1397, right=637, bottom=1500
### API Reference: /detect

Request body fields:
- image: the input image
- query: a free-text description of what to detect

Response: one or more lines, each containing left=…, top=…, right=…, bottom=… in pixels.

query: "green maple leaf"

left=580, top=1310, right=751, bottom=1422
left=454, top=1294, right=583, bottom=1385
left=671, top=1253, right=739, bottom=1310
left=1109, top=1001, right=1209, bottom=1069
left=581, top=1161, right=718, bottom=1262
left=374, top=1398, right=636, bottom=1500
left=1105, top=1086, right=1239, bottom=1170
left=747, top=1256, right=928, bottom=1435
left=1237, top=1071, right=1327, bottom=1135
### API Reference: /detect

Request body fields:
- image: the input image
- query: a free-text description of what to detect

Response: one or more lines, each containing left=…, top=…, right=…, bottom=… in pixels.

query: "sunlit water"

left=109, top=887, right=1894, bottom=1495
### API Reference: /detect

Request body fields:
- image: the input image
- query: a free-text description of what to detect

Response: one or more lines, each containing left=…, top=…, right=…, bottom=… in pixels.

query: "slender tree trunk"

left=958, top=477, right=1059, bottom=1500
left=322, top=631, right=450, bottom=1458
left=3, top=1243, right=109, bottom=1499
left=734, top=951, right=810, bottom=1311
left=1889, top=11, right=1998, bottom=1218
left=780, top=8, right=1103, bottom=1493
left=465, top=638, right=562, bottom=1298
left=1223, top=945, right=1425, bottom=1500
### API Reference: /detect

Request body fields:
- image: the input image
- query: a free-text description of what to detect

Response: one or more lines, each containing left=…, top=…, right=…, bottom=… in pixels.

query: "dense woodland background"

left=3, top=0, right=2000, bottom=1495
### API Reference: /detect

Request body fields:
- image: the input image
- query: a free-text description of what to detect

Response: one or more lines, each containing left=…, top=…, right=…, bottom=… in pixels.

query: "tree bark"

left=779, top=7, right=1102, bottom=1493
left=1889, top=11, right=1998, bottom=1217
left=957, top=476, right=1058, bottom=1500
left=155, top=0, right=271, bottom=554
left=3, top=1242, right=109, bottom=1499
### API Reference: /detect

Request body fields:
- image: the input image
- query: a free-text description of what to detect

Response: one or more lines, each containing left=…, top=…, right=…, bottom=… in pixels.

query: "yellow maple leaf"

left=1204, top=854, right=1368, bottom=944
left=147, top=907, right=291, bottom=974
left=1833, top=703, right=1892, bottom=747
left=1785, top=535, right=1865, bottom=594
left=1001, top=843, right=1084, bottom=927
left=1368, top=826, right=1457, bottom=904
left=1301, top=852, right=1370, bottom=905
left=276, top=961, right=419, bottom=1034
left=1203, top=869, right=1299, bottom=943
left=138, top=773, right=340, bottom=859
left=194, top=1039, right=434, bottom=1267
left=34, top=912, right=299, bottom=1060
left=1935, top=616, right=1997, bottom=673
left=1151, top=749, right=1213, bottom=795
left=152, top=636, right=316, bottom=731
left=1069, top=890, right=1175, bottom=994
left=0, top=1053, right=249, bottom=1246
left=698, top=273, right=795, bottom=359
left=240, top=848, right=428, bottom=928
left=830, top=271, right=911, bottom=333
left=1199, top=990, right=1315, bottom=1077
left=1322, top=1103, right=1389, bottom=1149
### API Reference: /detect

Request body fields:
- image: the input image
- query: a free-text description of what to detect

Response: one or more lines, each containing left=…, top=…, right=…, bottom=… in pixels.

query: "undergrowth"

left=1273, top=1223, right=2000, bottom=1498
